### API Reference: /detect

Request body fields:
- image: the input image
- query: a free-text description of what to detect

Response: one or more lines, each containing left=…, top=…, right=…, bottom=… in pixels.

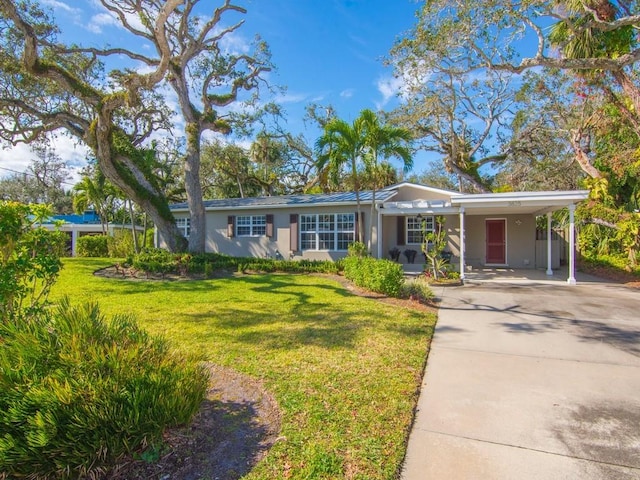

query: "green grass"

left=51, top=258, right=436, bottom=479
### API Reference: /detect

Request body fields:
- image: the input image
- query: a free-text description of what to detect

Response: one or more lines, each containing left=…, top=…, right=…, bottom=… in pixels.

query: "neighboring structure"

left=159, top=182, right=589, bottom=284
left=40, top=211, right=144, bottom=256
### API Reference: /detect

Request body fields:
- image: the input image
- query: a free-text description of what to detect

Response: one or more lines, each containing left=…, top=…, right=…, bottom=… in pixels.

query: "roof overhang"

left=451, top=190, right=590, bottom=216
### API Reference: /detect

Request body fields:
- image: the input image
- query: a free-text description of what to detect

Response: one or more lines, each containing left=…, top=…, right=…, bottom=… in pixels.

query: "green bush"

left=107, top=229, right=145, bottom=258
left=400, top=279, right=435, bottom=303
left=129, top=251, right=343, bottom=277
left=0, top=299, right=208, bottom=479
left=131, top=248, right=176, bottom=277
left=1, top=201, right=67, bottom=319
left=77, top=235, right=109, bottom=257
left=343, top=256, right=405, bottom=297
left=347, top=241, right=368, bottom=257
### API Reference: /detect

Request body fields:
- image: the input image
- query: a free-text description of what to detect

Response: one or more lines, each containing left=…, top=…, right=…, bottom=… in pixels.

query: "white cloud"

left=219, top=31, right=251, bottom=55
left=340, top=89, right=355, bottom=99
left=375, top=75, right=404, bottom=109
left=274, top=92, right=308, bottom=104
left=0, top=143, right=38, bottom=178
left=40, top=0, right=78, bottom=13
left=87, top=12, right=121, bottom=34
left=0, top=136, right=90, bottom=187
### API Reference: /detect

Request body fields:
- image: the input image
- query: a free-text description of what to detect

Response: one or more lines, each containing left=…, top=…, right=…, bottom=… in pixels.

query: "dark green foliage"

left=107, top=230, right=146, bottom=258
left=347, top=241, right=368, bottom=257
left=343, top=256, right=404, bottom=297
left=131, top=248, right=176, bottom=277
left=129, top=250, right=343, bottom=276
left=0, top=299, right=208, bottom=479
left=76, top=235, right=109, bottom=257
left=0, top=201, right=66, bottom=319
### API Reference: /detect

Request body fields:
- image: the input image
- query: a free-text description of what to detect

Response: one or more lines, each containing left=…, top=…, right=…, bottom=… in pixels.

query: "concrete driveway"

left=401, top=274, right=640, bottom=479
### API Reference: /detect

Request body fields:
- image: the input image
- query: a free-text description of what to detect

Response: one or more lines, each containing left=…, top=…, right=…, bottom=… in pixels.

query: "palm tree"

left=72, top=171, right=117, bottom=234
left=316, top=115, right=368, bottom=243
left=360, top=109, right=413, bottom=248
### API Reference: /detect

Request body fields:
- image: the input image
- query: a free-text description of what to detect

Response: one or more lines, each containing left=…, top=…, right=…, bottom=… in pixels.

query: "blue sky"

left=0, top=0, right=423, bottom=183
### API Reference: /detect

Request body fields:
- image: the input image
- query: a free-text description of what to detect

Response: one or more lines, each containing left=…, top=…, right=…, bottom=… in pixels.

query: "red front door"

left=486, top=219, right=506, bottom=264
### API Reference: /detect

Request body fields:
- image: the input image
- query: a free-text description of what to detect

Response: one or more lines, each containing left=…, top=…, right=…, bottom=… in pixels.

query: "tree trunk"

left=142, top=212, right=148, bottom=248
left=89, top=120, right=185, bottom=252
left=185, top=123, right=206, bottom=254
left=611, top=69, right=640, bottom=118
left=569, top=131, right=602, bottom=178
left=445, top=158, right=490, bottom=193
left=351, top=156, right=364, bottom=244
left=128, top=199, right=140, bottom=253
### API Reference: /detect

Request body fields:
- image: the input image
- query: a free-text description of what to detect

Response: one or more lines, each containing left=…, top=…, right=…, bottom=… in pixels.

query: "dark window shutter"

left=355, top=212, right=364, bottom=243
left=289, top=214, right=298, bottom=252
left=397, top=216, right=405, bottom=246
left=227, top=216, right=235, bottom=238
left=266, top=214, right=274, bottom=238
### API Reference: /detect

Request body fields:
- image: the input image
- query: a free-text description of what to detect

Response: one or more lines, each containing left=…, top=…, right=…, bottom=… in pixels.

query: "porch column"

left=71, top=228, right=79, bottom=257
left=376, top=206, right=383, bottom=259
left=567, top=204, right=577, bottom=285
left=459, top=207, right=466, bottom=280
left=546, top=212, right=553, bottom=276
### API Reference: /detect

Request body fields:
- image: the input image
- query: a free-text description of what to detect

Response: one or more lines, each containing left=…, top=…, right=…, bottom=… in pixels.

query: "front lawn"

left=51, top=258, right=436, bottom=479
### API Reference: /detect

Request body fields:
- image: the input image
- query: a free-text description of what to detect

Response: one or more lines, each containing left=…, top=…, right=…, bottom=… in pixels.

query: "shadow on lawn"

left=184, top=303, right=366, bottom=350
left=180, top=275, right=429, bottom=351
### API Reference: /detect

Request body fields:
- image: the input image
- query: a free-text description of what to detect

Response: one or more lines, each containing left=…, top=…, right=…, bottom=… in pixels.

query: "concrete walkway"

left=401, top=272, right=640, bottom=479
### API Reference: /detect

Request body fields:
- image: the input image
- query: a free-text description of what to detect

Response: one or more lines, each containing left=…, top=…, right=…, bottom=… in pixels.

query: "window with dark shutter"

left=289, top=214, right=298, bottom=252
left=266, top=214, right=274, bottom=238
left=227, top=216, right=235, bottom=238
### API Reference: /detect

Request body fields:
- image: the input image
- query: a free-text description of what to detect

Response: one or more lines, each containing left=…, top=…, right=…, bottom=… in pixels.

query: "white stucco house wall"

left=158, top=182, right=589, bottom=284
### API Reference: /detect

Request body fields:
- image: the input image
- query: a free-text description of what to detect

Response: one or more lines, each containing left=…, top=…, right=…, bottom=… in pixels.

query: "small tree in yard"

left=0, top=202, right=66, bottom=319
left=0, top=201, right=208, bottom=479
left=422, top=216, right=448, bottom=280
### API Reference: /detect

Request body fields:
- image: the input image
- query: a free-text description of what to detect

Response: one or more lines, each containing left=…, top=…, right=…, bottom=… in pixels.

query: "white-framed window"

left=236, top=215, right=266, bottom=237
left=176, top=217, right=191, bottom=238
left=407, top=215, right=434, bottom=244
left=300, top=213, right=355, bottom=251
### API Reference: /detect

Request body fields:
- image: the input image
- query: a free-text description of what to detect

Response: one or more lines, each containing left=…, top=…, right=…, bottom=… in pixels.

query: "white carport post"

left=459, top=207, right=466, bottom=280
left=546, top=212, right=553, bottom=276
left=567, top=204, right=577, bottom=285
left=71, top=228, right=79, bottom=257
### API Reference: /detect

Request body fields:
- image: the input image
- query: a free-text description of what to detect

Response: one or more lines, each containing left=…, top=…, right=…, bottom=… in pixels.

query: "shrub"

left=131, top=248, right=176, bottom=277
left=0, top=201, right=66, bottom=319
left=77, top=235, right=109, bottom=257
left=401, top=279, right=435, bottom=303
left=343, top=256, right=405, bottom=297
left=130, top=251, right=344, bottom=277
left=0, top=299, right=208, bottom=479
left=347, top=241, right=368, bottom=257
left=107, top=229, right=144, bottom=258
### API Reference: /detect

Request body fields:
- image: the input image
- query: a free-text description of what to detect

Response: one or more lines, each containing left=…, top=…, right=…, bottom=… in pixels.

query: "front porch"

left=376, top=187, right=589, bottom=285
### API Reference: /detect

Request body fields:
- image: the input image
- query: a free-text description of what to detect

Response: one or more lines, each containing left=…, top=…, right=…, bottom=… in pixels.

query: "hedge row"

left=127, top=249, right=343, bottom=277
left=76, top=232, right=152, bottom=258
left=343, top=255, right=405, bottom=298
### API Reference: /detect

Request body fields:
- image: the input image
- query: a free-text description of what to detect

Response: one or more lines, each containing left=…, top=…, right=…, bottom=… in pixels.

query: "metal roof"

left=170, top=189, right=398, bottom=211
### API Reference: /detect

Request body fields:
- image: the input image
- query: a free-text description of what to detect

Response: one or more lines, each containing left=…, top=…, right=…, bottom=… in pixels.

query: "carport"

left=451, top=190, right=589, bottom=284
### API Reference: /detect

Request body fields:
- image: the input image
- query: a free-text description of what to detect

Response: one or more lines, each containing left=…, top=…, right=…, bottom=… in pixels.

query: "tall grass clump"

left=0, top=299, right=208, bottom=479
